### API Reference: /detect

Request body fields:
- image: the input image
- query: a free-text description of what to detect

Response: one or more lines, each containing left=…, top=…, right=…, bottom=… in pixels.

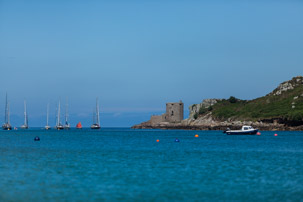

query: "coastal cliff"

left=132, top=76, right=303, bottom=131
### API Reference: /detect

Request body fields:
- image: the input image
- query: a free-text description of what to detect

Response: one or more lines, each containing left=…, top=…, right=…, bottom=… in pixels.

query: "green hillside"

left=195, top=76, right=303, bottom=126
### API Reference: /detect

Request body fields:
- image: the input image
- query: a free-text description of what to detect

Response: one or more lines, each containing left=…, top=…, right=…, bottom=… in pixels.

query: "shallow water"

left=1, top=128, right=303, bottom=201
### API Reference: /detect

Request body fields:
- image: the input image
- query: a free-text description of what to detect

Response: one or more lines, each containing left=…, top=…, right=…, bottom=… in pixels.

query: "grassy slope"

left=200, top=85, right=303, bottom=122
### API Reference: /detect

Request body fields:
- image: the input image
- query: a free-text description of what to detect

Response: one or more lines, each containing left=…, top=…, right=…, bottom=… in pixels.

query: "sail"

left=92, top=108, right=96, bottom=124
left=23, top=100, right=28, bottom=127
left=65, top=98, right=69, bottom=126
left=76, top=122, right=82, bottom=128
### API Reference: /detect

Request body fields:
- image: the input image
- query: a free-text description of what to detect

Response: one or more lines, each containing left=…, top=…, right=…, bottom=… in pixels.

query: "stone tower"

left=165, top=101, right=184, bottom=123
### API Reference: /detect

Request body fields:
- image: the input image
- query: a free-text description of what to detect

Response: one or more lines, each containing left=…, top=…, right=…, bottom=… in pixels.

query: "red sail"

left=76, top=122, right=82, bottom=129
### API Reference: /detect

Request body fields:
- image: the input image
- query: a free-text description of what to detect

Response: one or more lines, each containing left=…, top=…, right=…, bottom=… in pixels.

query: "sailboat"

left=55, top=100, right=64, bottom=130
left=76, top=122, right=82, bottom=129
left=2, top=93, right=12, bottom=130
left=91, top=98, right=101, bottom=129
left=45, top=103, right=51, bottom=130
left=20, top=100, right=28, bottom=129
left=64, top=99, right=70, bottom=129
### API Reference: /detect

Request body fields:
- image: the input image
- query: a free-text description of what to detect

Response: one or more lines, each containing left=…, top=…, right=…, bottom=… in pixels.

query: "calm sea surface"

left=0, top=128, right=303, bottom=201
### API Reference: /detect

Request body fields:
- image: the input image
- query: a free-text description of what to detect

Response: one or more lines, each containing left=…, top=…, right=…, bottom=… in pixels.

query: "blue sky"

left=0, top=0, right=303, bottom=127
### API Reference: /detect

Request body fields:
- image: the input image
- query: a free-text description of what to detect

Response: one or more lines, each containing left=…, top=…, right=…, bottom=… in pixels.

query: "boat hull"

left=56, top=125, right=64, bottom=130
left=226, top=129, right=258, bottom=135
left=91, top=124, right=101, bottom=129
left=20, top=125, right=28, bottom=129
left=2, top=124, right=12, bottom=130
left=2, top=126, right=12, bottom=130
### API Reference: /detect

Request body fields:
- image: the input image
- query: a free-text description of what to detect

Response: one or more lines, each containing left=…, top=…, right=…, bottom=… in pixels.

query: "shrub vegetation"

left=208, top=85, right=303, bottom=123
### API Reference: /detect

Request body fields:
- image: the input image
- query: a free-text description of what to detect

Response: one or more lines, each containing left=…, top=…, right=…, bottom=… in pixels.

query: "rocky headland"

left=132, top=76, right=303, bottom=131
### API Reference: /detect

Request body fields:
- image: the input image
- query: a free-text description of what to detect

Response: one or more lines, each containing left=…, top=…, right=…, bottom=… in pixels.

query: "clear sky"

left=0, top=0, right=303, bottom=127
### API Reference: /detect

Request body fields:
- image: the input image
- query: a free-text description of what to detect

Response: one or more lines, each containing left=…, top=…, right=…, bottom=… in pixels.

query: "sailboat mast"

left=46, top=103, right=49, bottom=126
left=96, top=98, right=100, bottom=125
left=65, top=99, right=68, bottom=124
left=24, top=100, right=27, bottom=126
left=7, top=103, right=10, bottom=124
left=4, top=93, right=8, bottom=124
left=57, top=101, right=61, bottom=125
left=7, top=102, right=10, bottom=125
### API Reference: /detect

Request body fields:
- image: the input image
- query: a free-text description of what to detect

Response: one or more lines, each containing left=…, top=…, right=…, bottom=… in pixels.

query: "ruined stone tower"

left=165, top=100, right=184, bottom=123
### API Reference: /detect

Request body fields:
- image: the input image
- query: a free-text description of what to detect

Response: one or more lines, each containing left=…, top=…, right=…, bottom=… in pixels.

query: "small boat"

left=45, top=103, right=51, bottom=130
left=90, top=98, right=101, bottom=129
left=223, top=126, right=258, bottom=135
left=76, top=122, right=82, bottom=129
left=20, top=100, right=29, bottom=129
left=2, top=93, right=12, bottom=130
left=55, top=100, right=64, bottom=130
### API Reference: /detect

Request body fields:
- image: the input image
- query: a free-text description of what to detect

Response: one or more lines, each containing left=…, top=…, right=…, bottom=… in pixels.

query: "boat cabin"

left=242, top=126, right=254, bottom=131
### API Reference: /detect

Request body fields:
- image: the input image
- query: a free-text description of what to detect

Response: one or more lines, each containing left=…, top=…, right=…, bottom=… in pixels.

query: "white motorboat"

left=223, top=126, right=258, bottom=135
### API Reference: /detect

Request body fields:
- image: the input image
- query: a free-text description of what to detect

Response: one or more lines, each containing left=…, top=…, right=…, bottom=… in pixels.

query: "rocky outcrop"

left=270, top=76, right=303, bottom=96
left=188, top=99, right=221, bottom=119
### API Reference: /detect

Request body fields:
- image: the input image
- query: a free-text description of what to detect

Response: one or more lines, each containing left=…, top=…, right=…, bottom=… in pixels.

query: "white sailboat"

left=91, top=98, right=101, bottom=129
left=20, top=100, right=28, bottom=129
left=2, top=93, right=12, bottom=130
left=55, top=100, right=64, bottom=130
left=64, top=99, right=70, bottom=129
left=45, top=103, right=51, bottom=130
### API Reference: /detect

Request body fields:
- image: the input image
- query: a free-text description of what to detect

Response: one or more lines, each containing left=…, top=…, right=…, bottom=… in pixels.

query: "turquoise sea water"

left=0, top=128, right=303, bottom=201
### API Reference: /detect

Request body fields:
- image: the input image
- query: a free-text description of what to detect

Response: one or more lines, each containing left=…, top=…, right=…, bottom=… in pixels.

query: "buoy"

left=34, top=136, right=40, bottom=141
left=175, top=138, right=180, bottom=142
left=195, top=134, right=199, bottom=137
left=257, top=132, right=261, bottom=135
left=274, top=134, right=278, bottom=136
left=156, top=139, right=159, bottom=142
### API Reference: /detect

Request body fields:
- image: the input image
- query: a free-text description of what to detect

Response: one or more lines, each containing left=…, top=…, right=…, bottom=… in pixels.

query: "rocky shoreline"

left=131, top=120, right=303, bottom=131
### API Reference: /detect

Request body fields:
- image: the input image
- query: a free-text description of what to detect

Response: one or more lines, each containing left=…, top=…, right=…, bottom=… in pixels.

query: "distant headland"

left=132, top=76, right=303, bottom=131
